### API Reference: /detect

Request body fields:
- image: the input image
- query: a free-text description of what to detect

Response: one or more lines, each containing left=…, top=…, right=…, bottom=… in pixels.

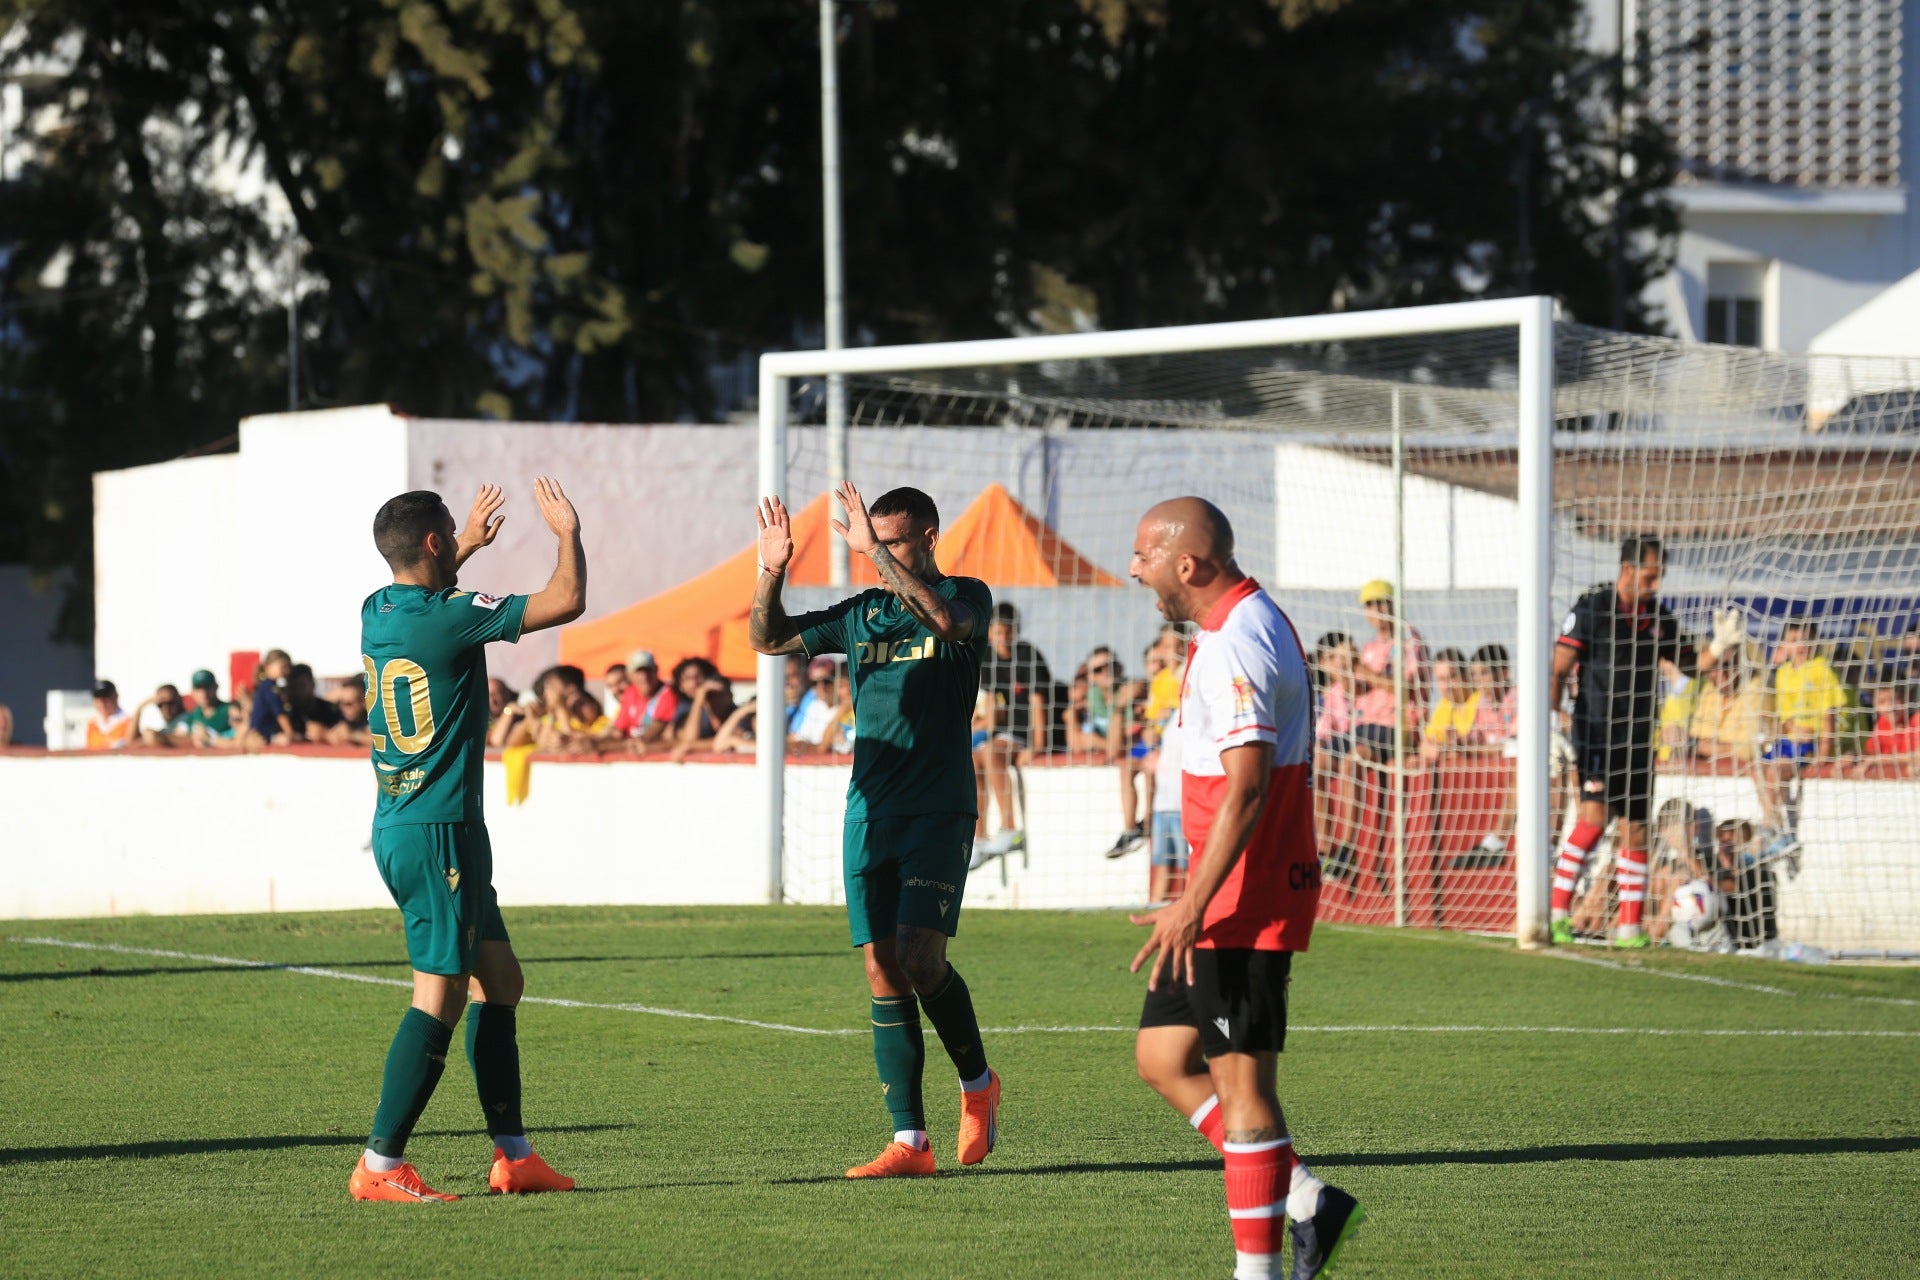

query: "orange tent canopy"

left=558, top=484, right=1121, bottom=681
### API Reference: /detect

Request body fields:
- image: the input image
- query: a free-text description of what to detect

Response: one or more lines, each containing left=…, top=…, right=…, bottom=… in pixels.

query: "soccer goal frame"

left=755, top=296, right=1558, bottom=947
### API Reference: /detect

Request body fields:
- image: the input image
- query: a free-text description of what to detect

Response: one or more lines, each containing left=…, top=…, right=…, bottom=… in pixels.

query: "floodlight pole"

left=821, top=0, right=850, bottom=587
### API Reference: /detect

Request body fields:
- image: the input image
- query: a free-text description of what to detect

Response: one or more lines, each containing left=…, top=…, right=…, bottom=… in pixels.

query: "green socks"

left=465, top=1002, right=524, bottom=1141
left=368, top=1007, right=453, bottom=1158
left=920, top=965, right=989, bottom=1084
left=870, top=995, right=926, bottom=1132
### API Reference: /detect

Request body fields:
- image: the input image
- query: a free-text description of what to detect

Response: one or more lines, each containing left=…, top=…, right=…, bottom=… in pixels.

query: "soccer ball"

left=1669, top=878, right=1720, bottom=928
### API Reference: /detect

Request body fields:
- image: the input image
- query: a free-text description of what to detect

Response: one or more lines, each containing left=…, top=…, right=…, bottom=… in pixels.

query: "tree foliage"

left=0, top=0, right=1677, bottom=639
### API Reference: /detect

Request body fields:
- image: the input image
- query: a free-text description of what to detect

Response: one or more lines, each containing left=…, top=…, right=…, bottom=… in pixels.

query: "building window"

left=1704, top=261, right=1766, bottom=347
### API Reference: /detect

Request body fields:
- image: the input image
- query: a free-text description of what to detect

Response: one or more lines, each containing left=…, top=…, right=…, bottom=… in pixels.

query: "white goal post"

left=754, top=297, right=1560, bottom=946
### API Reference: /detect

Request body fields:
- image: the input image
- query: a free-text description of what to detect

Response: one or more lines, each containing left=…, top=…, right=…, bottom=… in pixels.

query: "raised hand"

left=829, top=480, right=877, bottom=557
left=454, top=484, right=506, bottom=568
left=532, top=476, right=580, bottom=538
left=756, top=496, right=795, bottom=574
left=1709, top=606, right=1747, bottom=660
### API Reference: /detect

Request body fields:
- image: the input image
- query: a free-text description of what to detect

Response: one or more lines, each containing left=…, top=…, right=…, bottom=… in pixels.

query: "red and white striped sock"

left=1550, top=821, right=1605, bottom=917
left=1224, top=1138, right=1296, bottom=1277
left=1616, top=847, right=1649, bottom=934
left=1189, top=1094, right=1226, bottom=1153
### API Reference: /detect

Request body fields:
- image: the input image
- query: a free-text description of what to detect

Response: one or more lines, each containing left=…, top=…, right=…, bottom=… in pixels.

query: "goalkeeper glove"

left=1706, top=607, right=1746, bottom=661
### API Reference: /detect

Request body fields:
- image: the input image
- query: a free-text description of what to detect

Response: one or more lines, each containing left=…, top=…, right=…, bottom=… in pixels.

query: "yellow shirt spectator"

left=1773, top=655, right=1847, bottom=741
left=1145, top=665, right=1181, bottom=726
left=1423, top=691, right=1481, bottom=745
left=1688, top=680, right=1764, bottom=761
left=1657, top=678, right=1699, bottom=762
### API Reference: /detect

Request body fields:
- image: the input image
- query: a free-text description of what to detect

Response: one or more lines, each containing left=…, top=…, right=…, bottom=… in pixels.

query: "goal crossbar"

left=756, top=296, right=1557, bottom=946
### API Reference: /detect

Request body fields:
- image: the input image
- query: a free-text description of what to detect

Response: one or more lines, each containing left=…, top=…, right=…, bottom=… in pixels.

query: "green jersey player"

left=749, top=482, right=1001, bottom=1179
left=349, top=478, right=585, bottom=1203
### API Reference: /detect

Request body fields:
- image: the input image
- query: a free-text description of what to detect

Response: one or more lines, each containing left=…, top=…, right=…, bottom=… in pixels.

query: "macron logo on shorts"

left=1213, top=1017, right=1230, bottom=1037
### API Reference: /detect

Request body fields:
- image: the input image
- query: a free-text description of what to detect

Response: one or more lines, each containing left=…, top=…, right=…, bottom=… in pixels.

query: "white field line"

left=1533, top=946, right=1920, bottom=1007
left=8, top=936, right=1917, bottom=1040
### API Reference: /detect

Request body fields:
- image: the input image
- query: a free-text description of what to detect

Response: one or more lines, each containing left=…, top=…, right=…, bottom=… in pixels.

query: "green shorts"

left=843, top=812, right=975, bottom=948
left=372, top=821, right=509, bottom=976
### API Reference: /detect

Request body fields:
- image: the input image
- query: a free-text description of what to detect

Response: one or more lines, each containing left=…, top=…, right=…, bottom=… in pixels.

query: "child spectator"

left=534, top=665, right=609, bottom=754
left=1758, top=619, right=1847, bottom=858
left=245, top=649, right=295, bottom=747
left=84, top=681, right=135, bottom=750
left=1713, top=818, right=1779, bottom=948
left=1645, top=798, right=1713, bottom=944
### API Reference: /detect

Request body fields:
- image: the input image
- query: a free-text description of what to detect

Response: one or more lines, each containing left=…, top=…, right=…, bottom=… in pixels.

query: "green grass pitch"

left=3, top=907, right=1917, bottom=1278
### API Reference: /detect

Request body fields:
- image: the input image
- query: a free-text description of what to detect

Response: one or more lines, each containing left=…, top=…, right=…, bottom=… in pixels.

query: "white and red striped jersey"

left=1180, top=577, right=1322, bottom=951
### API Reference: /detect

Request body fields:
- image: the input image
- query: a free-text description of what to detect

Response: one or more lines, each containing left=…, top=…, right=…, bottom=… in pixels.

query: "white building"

left=1588, top=0, right=1920, bottom=351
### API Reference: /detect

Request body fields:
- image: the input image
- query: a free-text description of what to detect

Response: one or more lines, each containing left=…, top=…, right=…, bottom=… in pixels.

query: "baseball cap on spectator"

left=1358, top=579, right=1394, bottom=606
left=92, top=680, right=117, bottom=699
left=628, top=650, right=657, bottom=671
left=190, top=669, right=218, bottom=691
left=807, top=656, right=836, bottom=680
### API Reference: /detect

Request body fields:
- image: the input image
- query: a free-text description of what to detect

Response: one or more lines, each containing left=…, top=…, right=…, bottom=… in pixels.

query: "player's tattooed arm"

left=749, top=497, right=805, bottom=655
left=832, top=481, right=975, bottom=643
left=867, top=542, right=975, bottom=643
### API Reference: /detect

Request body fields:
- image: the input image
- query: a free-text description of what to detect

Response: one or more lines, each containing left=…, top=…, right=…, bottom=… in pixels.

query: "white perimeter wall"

left=2, top=756, right=1913, bottom=954
left=93, top=454, right=242, bottom=701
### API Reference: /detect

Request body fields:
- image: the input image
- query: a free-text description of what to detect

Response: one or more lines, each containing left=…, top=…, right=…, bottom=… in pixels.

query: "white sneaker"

left=969, top=829, right=1023, bottom=871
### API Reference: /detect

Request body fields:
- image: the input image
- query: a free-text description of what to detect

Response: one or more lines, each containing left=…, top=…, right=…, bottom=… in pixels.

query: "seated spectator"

left=0, top=701, right=13, bottom=747
left=284, top=663, right=346, bottom=743
left=609, top=650, right=679, bottom=752
left=1685, top=661, right=1763, bottom=764
left=1312, top=631, right=1361, bottom=876
left=824, top=664, right=856, bottom=756
left=84, top=680, right=135, bottom=750
left=1419, top=648, right=1481, bottom=763
left=1066, top=647, right=1122, bottom=758
left=534, top=665, right=609, bottom=754
left=1712, top=818, right=1779, bottom=948
left=487, top=678, right=534, bottom=748
left=669, top=663, right=738, bottom=760
left=1459, top=643, right=1522, bottom=864
left=1105, top=628, right=1187, bottom=860
left=329, top=675, right=373, bottom=746
left=711, top=700, right=761, bottom=754
left=134, top=683, right=190, bottom=746
left=788, top=655, right=839, bottom=750
left=601, top=661, right=631, bottom=719
left=973, top=602, right=1049, bottom=861
left=180, top=670, right=239, bottom=748
left=245, top=649, right=295, bottom=748
left=1645, top=798, right=1713, bottom=944
left=1857, top=683, right=1919, bottom=770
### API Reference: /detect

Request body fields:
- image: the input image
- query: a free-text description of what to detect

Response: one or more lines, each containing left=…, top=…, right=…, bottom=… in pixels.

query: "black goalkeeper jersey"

left=1557, top=584, right=1697, bottom=740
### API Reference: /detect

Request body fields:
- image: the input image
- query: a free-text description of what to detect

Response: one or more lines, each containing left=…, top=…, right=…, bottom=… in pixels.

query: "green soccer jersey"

left=361, top=584, right=528, bottom=828
left=797, top=576, right=992, bottom=821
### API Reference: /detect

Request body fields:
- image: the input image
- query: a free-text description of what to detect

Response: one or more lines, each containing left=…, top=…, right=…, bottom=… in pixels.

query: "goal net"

left=757, top=301, right=1920, bottom=958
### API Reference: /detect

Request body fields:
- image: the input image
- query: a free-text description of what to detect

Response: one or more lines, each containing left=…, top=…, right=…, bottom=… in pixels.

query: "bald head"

left=1141, top=497, right=1235, bottom=566
left=1130, top=497, right=1243, bottom=624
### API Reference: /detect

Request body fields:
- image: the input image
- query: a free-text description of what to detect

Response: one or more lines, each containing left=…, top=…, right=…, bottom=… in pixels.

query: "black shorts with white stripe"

left=1136, top=948, right=1293, bottom=1057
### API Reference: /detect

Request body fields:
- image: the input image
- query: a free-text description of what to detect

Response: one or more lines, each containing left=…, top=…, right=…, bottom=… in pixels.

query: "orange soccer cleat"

left=349, top=1155, right=459, bottom=1203
left=845, top=1141, right=936, bottom=1180
left=488, top=1149, right=578, bottom=1194
left=956, top=1069, right=1001, bottom=1166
